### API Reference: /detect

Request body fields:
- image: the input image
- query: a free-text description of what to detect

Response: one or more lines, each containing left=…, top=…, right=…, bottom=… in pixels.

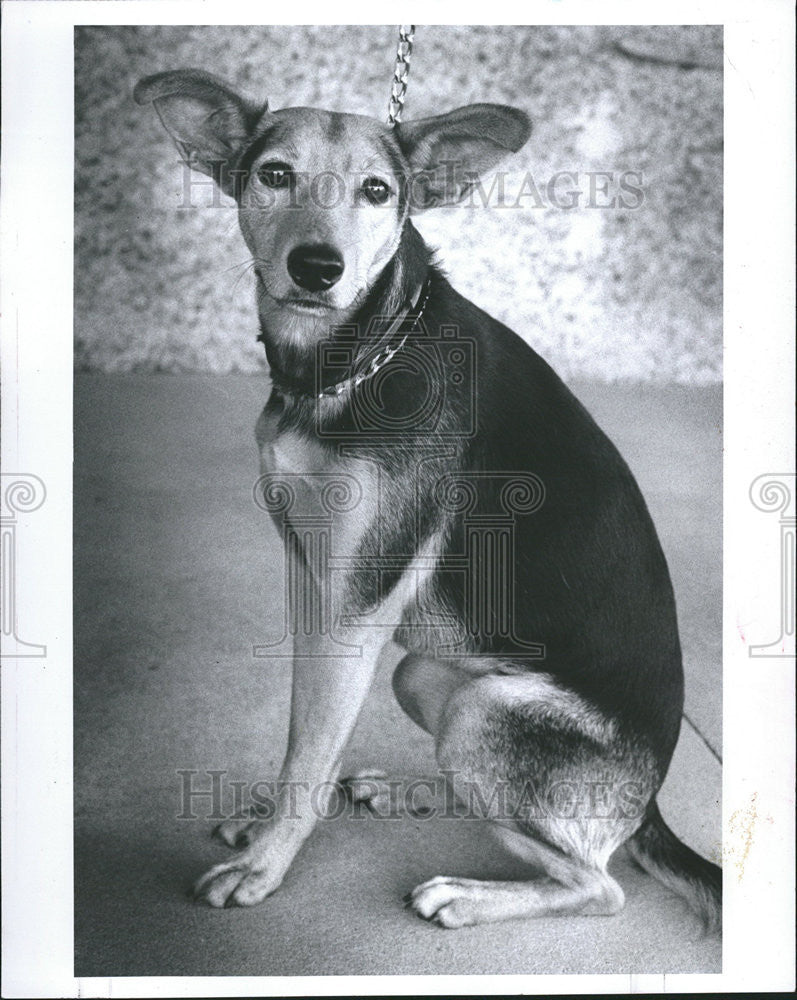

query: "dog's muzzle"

left=287, top=243, right=345, bottom=292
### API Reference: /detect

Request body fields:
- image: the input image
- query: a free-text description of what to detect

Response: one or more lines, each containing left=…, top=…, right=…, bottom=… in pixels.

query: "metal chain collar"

left=387, top=25, right=415, bottom=125
left=317, top=278, right=431, bottom=400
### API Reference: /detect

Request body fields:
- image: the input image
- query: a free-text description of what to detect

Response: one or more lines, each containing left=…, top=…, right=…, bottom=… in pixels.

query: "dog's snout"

left=287, top=244, right=345, bottom=292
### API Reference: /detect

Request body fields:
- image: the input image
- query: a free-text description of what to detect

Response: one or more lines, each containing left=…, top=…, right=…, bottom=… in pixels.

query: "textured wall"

left=75, top=25, right=722, bottom=381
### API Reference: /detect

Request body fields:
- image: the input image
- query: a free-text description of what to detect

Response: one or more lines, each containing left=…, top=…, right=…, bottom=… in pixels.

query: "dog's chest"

left=255, top=403, right=377, bottom=553
left=256, top=406, right=320, bottom=478
left=256, top=403, right=352, bottom=477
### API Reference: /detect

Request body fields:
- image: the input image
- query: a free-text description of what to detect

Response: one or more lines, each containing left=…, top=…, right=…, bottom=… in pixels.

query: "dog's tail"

left=626, top=799, right=722, bottom=934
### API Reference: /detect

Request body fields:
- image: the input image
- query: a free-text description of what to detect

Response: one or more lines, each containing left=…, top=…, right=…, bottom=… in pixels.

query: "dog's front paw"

left=341, top=768, right=433, bottom=818
left=341, top=768, right=391, bottom=813
left=213, top=816, right=263, bottom=849
left=192, top=857, right=283, bottom=908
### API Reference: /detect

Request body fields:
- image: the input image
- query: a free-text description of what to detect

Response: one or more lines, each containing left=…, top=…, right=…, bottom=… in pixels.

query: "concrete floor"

left=74, top=374, right=722, bottom=976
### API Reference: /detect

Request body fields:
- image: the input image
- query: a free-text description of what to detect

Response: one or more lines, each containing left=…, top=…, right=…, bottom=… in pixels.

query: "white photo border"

left=1, top=1, right=794, bottom=996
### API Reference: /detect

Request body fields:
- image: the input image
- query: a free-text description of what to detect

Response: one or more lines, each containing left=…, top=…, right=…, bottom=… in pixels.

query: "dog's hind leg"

left=409, top=829, right=625, bottom=927
left=396, top=664, right=658, bottom=927
left=392, top=653, right=477, bottom=734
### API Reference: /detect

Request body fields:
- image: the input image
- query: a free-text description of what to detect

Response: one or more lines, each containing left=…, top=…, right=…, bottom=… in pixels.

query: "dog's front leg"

left=194, top=546, right=383, bottom=908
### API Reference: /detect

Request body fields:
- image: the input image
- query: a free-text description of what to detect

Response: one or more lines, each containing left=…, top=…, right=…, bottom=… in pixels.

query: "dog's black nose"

left=287, top=244, right=345, bottom=292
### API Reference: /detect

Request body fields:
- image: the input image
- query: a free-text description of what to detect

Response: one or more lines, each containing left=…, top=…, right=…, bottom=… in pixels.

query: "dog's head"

left=135, top=70, right=531, bottom=343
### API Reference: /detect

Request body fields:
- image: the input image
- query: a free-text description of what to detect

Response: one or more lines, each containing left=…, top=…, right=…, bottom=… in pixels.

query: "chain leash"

left=387, top=25, right=415, bottom=125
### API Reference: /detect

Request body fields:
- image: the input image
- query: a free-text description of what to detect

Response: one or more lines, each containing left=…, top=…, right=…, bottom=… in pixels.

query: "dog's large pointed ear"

left=134, top=70, right=263, bottom=194
left=396, top=103, right=531, bottom=211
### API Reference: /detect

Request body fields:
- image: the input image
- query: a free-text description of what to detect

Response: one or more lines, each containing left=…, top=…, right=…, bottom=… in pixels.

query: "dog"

left=135, top=68, right=721, bottom=931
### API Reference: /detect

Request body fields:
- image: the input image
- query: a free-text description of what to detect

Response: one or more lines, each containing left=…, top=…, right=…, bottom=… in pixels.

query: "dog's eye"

left=362, top=177, right=392, bottom=205
left=257, top=162, right=294, bottom=189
